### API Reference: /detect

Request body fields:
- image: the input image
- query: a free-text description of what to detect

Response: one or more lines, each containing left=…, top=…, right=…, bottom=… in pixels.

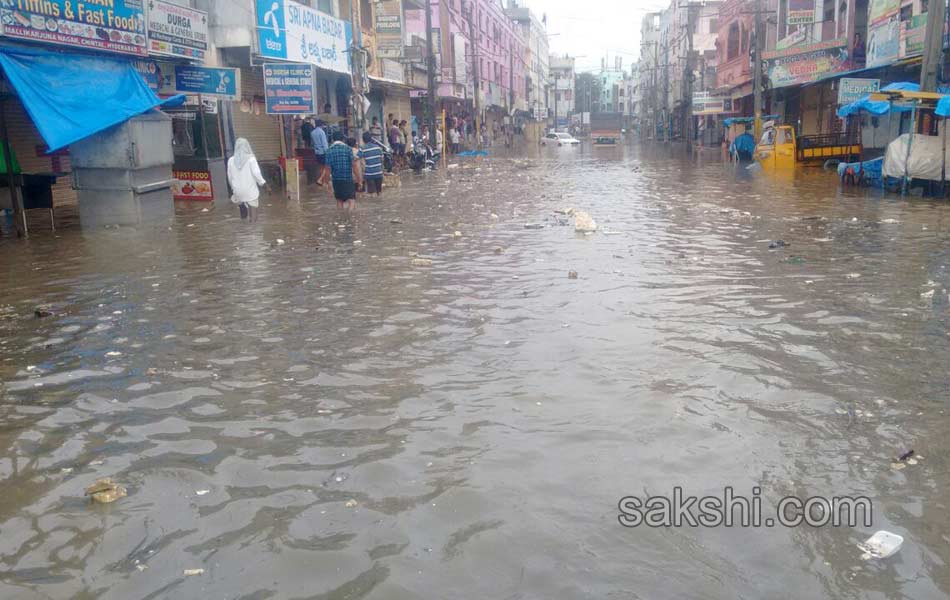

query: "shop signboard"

left=900, top=14, right=927, bottom=58
left=869, top=0, right=900, bottom=26
left=838, top=78, right=880, bottom=104
left=134, top=59, right=162, bottom=92
left=172, top=170, right=213, bottom=201
left=763, top=39, right=848, bottom=88
left=0, top=0, right=147, bottom=56
left=174, top=65, right=239, bottom=99
left=375, top=0, right=402, bottom=59
left=255, top=0, right=353, bottom=74
left=787, top=0, right=816, bottom=25
left=867, top=17, right=900, bottom=67
left=147, top=0, right=208, bottom=61
left=692, top=93, right=735, bottom=115
left=263, top=63, right=314, bottom=114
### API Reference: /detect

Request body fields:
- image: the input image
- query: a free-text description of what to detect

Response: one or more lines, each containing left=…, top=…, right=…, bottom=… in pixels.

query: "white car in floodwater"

left=542, top=132, right=581, bottom=146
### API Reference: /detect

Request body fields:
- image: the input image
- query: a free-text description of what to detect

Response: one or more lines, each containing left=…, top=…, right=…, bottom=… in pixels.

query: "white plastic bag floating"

left=857, top=530, right=904, bottom=559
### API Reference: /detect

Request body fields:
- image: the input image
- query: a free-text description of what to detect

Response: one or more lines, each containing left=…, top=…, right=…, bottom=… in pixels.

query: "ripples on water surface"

left=0, top=144, right=949, bottom=599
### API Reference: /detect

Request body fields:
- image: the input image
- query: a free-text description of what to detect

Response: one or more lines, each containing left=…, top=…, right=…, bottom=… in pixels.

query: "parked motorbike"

left=409, top=143, right=437, bottom=172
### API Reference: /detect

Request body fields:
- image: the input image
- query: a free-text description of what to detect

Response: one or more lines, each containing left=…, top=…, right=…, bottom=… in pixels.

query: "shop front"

left=0, top=0, right=182, bottom=235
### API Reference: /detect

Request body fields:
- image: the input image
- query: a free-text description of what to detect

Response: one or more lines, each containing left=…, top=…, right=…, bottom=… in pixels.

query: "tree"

left=575, top=73, right=602, bottom=113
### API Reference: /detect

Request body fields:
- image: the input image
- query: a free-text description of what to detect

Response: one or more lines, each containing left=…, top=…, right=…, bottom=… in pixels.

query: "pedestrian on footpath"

left=227, top=138, right=266, bottom=222
left=369, top=117, right=383, bottom=144
left=449, top=126, right=461, bottom=155
left=311, top=119, right=329, bottom=186
left=325, top=131, right=356, bottom=208
left=360, top=131, right=385, bottom=197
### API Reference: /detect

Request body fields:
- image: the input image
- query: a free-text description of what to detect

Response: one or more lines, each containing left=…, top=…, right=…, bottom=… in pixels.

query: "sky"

left=518, top=0, right=670, bottom=73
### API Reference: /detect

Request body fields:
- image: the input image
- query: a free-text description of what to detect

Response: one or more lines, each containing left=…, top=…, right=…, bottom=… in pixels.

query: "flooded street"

left=2, top=144, right=950, bottom=598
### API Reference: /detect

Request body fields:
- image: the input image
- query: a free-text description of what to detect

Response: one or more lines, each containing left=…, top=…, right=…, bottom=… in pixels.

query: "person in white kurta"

left=227, top=138, right=266, bottom=220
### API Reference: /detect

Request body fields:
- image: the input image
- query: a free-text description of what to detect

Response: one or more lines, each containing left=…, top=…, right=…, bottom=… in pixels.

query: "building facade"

left=506, top=0, right=550, bottom=121
left=549, top=54, right=575, bottom=128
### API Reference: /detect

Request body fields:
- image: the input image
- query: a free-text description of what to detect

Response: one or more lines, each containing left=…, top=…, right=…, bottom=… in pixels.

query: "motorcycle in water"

left=409, top=142, right=437, bottom=172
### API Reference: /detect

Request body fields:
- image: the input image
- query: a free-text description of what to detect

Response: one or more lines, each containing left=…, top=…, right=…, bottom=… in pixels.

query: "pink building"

left=405, top=0, right=526, bottom=123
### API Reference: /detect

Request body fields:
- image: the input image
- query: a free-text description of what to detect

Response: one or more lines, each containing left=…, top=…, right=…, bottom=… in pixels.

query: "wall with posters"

left=0, top=0, right=147, bottom=56
left=763, top=39, right=849, bottom=88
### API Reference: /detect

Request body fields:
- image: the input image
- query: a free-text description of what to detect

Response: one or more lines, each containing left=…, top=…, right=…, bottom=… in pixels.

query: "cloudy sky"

left=517, top=0, right=670, bottom=72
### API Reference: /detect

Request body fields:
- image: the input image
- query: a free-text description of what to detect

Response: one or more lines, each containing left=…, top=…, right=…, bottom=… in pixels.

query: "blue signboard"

left=174, top=65, right=239, bottom=99
left=255, top=0, right=353, bottom=74
left=263, top=63, right=315, bottom=114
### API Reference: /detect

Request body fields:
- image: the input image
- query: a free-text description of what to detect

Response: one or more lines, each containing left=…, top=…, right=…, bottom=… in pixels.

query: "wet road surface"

left=1, top=143, right=949, bottom=599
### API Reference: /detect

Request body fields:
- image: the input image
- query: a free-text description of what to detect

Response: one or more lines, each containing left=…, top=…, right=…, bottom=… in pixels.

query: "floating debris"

left=453, top=231, right=463, bottom=238
left=195, top=489, right=210, bottom=496
left=858, top=531, right=903, bottom=559
left=411, top=258, right=433, bottom=267
left=523, top=223, right=544, bottom=230
left=276, top=239, right=286, bottom=245
left=568, top=270, right=578, bottom=279
left=344, top=499, right=358, bottom=508
left=574, top=211, right=597, bottom=233
left=85, top=478, right=126, bottom=504
left=34, top=307, right=54, bottom=318
left=768, top=240, right=788, bottom=249
left=183, top=568, right=205, bottom=576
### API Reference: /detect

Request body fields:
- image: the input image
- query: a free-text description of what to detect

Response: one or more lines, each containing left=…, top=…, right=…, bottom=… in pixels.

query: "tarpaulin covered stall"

left=0, top=43, right=184, bottom=152
left=0, top=43, right=184, bottom=235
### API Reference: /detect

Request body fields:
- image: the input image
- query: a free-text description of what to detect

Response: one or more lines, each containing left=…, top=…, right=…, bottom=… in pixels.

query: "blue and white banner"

left=256, top=0, right=353, bottom=75
left=263, top=63, right=314, bottom=114
left=174, top=65, right=239, bottom=99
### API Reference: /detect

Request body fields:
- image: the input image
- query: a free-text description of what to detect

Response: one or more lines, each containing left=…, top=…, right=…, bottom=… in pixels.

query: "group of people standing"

left=225, top=111, right=521, bottom=217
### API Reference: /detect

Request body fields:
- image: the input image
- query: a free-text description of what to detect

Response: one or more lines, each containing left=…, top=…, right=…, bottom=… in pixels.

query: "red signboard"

left=172, top=170, right=214, bottom=201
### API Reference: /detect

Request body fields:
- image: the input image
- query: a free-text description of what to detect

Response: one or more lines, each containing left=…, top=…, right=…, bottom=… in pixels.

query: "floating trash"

left=85, top=478, right=126, bottom=504
left=858, top=531, right=903, bottom=559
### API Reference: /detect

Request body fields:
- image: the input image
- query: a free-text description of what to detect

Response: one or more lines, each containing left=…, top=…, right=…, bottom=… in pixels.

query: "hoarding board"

left=174, top=65, right=239, bottom=99
left=763, top=39, right=848, bottom=88
left=0, top=0, right=147, bottom=56
left=147, top=0, right=208, bottom=60
left=788, top=0, right=816, bottom=25
left=263, top=63, right=315, bottom=114
left=255, top=0, right=353, bottom=74
left=867, top=17, right=900, bottom=67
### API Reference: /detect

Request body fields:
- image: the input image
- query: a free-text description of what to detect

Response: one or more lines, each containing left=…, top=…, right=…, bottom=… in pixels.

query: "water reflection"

left=0, top=142, right=948, bottom=598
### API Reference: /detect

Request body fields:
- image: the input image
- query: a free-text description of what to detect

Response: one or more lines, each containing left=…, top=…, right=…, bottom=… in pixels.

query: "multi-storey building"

left=506, top=0, right=550, bottom=122
left=548, top=54, right=575, bottom=128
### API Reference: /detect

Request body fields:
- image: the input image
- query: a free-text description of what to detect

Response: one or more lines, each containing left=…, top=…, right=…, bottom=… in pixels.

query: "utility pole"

left=466, top=4, right=481, bottom=139
left=663, top=41, right=669, bottom=142
left=553, top=71, right=558, bottom=130
left=752, top=0, right=764, bottom=140
left=921, top=0, right=947, bottom=91
left=684, top=3, right=695, bottom=149
left=424, top=0, right=438, bottom=135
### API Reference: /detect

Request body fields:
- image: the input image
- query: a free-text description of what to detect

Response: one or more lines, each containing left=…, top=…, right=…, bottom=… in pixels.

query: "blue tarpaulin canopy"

left=880, top=81, right=921, bottom=92
left=0, top=44, right=184, bottom=152
left=936, top=96, right=950, bottom=117
left=836, top=95, right=914, bottom=118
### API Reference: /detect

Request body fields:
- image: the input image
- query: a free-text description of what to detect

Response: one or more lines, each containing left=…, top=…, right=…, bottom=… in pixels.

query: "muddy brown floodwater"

left=1, top=143, right=949, bottom=599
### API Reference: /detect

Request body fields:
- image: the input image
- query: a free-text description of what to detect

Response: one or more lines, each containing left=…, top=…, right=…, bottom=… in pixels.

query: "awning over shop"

left=0, top=44, right=184, bottom=152
left=837, top=97, right=899, bottom=117
left=936, top=96, right=950, bottom=117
